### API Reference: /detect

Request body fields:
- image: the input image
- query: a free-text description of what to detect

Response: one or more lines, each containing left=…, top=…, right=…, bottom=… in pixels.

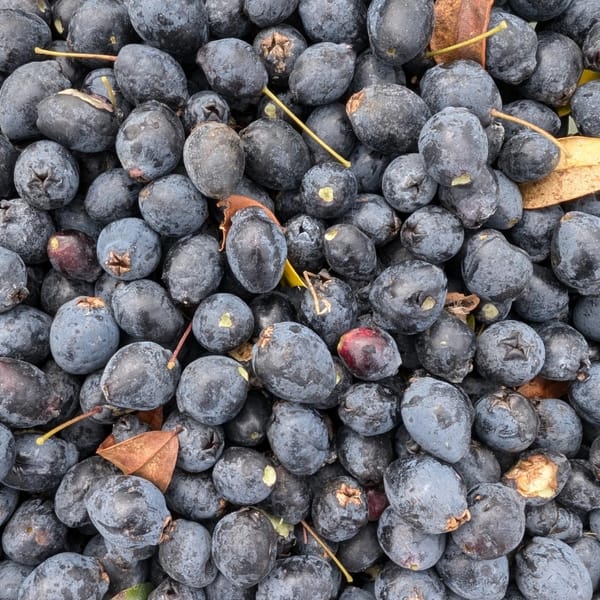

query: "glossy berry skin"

left=158, top=519, right=216, bottom=589
left=13, top=140, right=79, bottom=211
left=377, top=506, right=445, bottom=571
left=226, top=207, right=287, bottom=294
left=111, top=279, right=184, bottom=344
left=2, top=432, right=78, bottom=494
left=462, top=229, right=533, bottom=302
left=369, top=260, right=447, bottom=334
left=0, top=199, right=55, bottom=265
left=267, top=401, right=330, bottom=476
left=183, top=122, right=245, bottom=200
left=49, top=296, right=119, bottom=375
left=115, top=101, right=185, bottom=182
left=346, top=83, right=431, bottom=155
left=337, top=326, right=401, bottom=381
left=323, top=223, right=377, bottom=281
left=17, top=552, right=109, bottom=600
left=419, top=107, right=488, bottom=187
left=176, top=355, right=249, bottom=426
left=401, top=376, right=473, bottom=464
left=256, top=555, right=338, bottom=600
left=212, top=446, right=276, bottom=505
left=47, top=230, right=101, bottom=283
left=253, top=321, right=336, bottom=405
left=211, top=507, right=278, bottom=589
left=100, top=342, right=180, bottom=411
left=289, top=42, right=356, bottom=106
left=138, top=174, right=208, bottom=237
left=384, top=455, right=469, bottom=535
left=367, top=0, right=434, bottom=66
left=192, top=292, right=254, bottom=353
left=96, top=217, right=161, bottom=281
left=85, top=474, right=170, bottom=549
left=515, top=537, right=593, bottom=600
left=1, top=498, right=67, bottom=566
left=474, top=388, right=539, bottom=453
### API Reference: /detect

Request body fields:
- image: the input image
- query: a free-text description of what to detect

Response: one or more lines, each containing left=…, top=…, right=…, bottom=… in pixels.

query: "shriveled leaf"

left=110, top=583, right=154, bottom=600
left=520, top=136, right=600, bottom=209
left=444, top=292, right=480, bottom=321
left=429, top=0, right=494, bottom=66
left=217, top=194, right=306, bottom=287
left=517, top=376, right=570, bottom=400
left=58, top=88, right=114, bottom=112
left=137, top=407, right=164, bottom=431
left=97, top=428, right=181, bottom=492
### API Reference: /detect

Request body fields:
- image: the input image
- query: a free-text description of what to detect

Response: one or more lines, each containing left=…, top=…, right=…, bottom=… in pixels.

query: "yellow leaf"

left=557, top=70, right=600, bottom=117
left=281, top=260, right=306, bottom=288
left=519, top=136, right=600, bottom=209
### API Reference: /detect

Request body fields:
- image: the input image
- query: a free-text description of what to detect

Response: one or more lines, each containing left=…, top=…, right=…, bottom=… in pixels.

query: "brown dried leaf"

left=97, top=429, right=180, bottom=492
left=58, top=88, right=114, bottom=112
left=137, top=407, right=164, bottom=431
left=517, top=377, right=570, bottom=400
left=520, top=136, right=600, bottom=209
left=429, top=0, right=494, bottom=67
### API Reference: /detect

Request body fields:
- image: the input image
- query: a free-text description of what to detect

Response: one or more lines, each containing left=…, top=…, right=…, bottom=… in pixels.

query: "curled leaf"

left=137, top=407, right=164, bottom=431
left=444, top=292, right=481, bottom=321
left=517, top=376, right=570, bottom=400
left=97, top=428, right=181, bottom=492
left=217, top=194, right=306, bottom=287
left=428, top=0, right=494, bottom=67
left=520, top=136, right=600, bottom=209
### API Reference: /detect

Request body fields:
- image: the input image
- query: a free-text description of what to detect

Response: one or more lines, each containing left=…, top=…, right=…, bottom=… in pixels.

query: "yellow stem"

left=100, top=75, right=118, bottom=109
left=36, top=406, right=103, bottom=445
left=426, top=20, right=508, bottom=58
left=34, top=46, right=117, bottom=62
left=300, top=520, right=353, bottom=583
left=261, top=86, right=351, bottom=168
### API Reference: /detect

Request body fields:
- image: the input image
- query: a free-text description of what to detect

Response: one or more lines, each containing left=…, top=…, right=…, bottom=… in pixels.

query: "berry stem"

left=100, top=75, right=118, bottom=109
left=489, top=108, right=565, bottom=157
left=34, top=46, right=117, bottom=62
left=300, top=520, right=353, bottom=583
left=36, top=406, right=104, bottom=446
left=167, top=321, right=193, bottom=370
left=425, top=20, right=508, bottom=58
left=261, top=86, right=351, bottom=168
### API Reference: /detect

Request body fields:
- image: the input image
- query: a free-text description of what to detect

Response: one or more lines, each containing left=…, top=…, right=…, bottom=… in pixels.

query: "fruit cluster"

left=1, top=0, right=600, bottom=599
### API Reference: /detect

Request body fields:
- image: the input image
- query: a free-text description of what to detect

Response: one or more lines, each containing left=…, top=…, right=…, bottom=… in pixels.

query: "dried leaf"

left=97, top=429, right=181, bottom=492
left=444, top=292, right=481, bottom=321
left=110, top=583, right=154, bottom=600
left=520, top=136, right=600, bottom=209
left=137, top=407, right=163, bottom=431
left=217, top=194, right=306, bottom=287
left=58, top=89, right=114, bottom=112
left=429, top=0, right=494, bottom=67
left=517, top=377, right=570, bottom=400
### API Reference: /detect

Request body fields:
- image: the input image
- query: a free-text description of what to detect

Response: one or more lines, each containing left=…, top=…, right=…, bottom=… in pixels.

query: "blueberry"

left=183, top=121, right=245, bottom=200
left=0, top=61, right=71, bottom=142
left=158, top=519, right=216, bottom=589
left=541, top=0, right=600, bottom=45
left=462, top=229, right=533, bottom=302
left=284, top=214, right=326, bottom=274
left=299, top=0, right=367, bottom=48
left=96, top=217, right=161, bottom=281
left=253, top=321, right=336, bottom=404
left=571, top=536, right=600, bottom=592
left=381, top=153, right=437, bottom=213
left=226, top=207, right=288, bottom=294
left=115, top=101, right=185, bottom=182
left=509, top=205, right=564, bottom=263
left=211, top=507, right=278, bottom=589
left=573, top=295, right=600, bottom=342
left=500, top=99, right=562, bottom=141
left=267, top=400, right=331, bottom=476
left=452, top=440, right=502, bottom=491
left=349, top=48, right=404, bottom=94
left=369, top=260, right=447, bottom=334
left=419, top=59, right=502, bottom=126
left=0, top=561, right=33, bottom=600
left=18, top=552, right=109, bottom=600
left=341, top=193, right=401, bottom=247
left=0, top=304, right=51, bottom=364
left=508, top=0, right=572, bottom=21
left=367, top=0, right=434, bottom=66
left=0, top=9, right=51, bottom=73
left=374, top=563, right=446, bottom=600
left=177, top=355, right=249, bottom=426
left=515, top=536, right=593, bottom=600
left=569, top=363, right=600, bottom=425
left=49, top=296, right=120, bottom=375
left=384, top=455, right=469, bottom=534
left=401, top=376, right=473, bottom=463
left=0, top=423, right=14, bottom=481
left=183, top=90, right=231, bottom=134
left=346, top=83, right=431, bottom=155
left=348, top=144, right=392, bottom=193
left=583, top=22, right=600, bottom=70
left=337, top=523, right=383, bottom=574
left=377, top=506, right=446, bottom=571
left=537, top=320, right=590, bottom=381
left=533, top=398, right=583, bottom=458
left=323, top=223, right=378, bottom=281
left=0, top=136, right=17, bottom=198
left=165, top=469, right=225, bottom=522
left=551, top=211, right=600, bottom=295
left=473, top=388, right=539, bottom=453
left=518, top=31, right=583, bottom=108
left=126, top=0, right=209, bottom=60
left=301, top=162, right=358, bottom=220
left=0, top=247, right=29, bottom=312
